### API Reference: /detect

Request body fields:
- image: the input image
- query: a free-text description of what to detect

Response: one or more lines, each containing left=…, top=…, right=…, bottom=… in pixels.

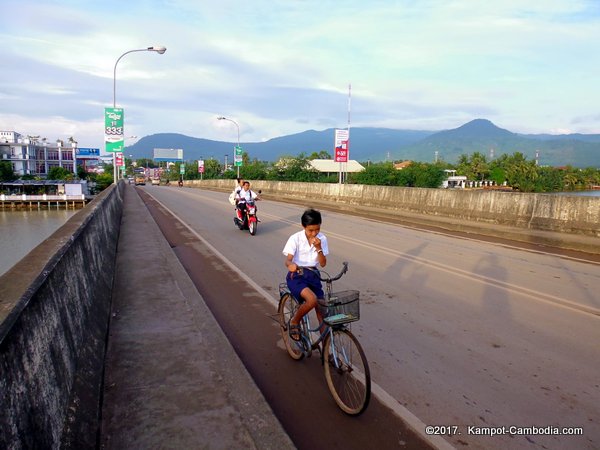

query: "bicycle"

left=277, top=262, right=371, bottom=415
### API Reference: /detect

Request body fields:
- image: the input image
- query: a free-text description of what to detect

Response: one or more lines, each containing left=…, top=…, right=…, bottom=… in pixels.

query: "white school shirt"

left=237, top=188, right=258, bottom=202
left=282, top=230, right=329, bottom=267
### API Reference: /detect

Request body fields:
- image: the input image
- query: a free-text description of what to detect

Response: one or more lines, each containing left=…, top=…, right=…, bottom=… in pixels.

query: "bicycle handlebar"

left=313, top=262, right=348, bottom=282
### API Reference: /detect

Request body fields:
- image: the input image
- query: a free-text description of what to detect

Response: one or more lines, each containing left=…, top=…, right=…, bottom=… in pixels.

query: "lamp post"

left=217, top=116, right=240, bottom=177
left=112, top=46, right=166, bottom=183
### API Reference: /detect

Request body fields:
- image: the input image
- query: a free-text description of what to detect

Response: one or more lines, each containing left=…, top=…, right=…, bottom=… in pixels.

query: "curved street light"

left=217, top=116, right=240, bottom=177
left=113, top=46, right=166, bottom=108
left=112, top=46, right=166, bottom=181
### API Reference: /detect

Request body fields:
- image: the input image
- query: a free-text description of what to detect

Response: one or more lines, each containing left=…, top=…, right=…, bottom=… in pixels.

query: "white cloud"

left=2, top=0, right=600, bottom=152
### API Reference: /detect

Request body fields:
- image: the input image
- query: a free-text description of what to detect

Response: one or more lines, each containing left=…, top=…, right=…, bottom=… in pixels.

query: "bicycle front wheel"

left=323, top=328, right=371, bottom=415
left=278, top=293, right=304, bottom=360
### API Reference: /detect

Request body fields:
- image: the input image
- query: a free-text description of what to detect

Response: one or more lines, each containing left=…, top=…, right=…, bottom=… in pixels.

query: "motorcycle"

left=233, top=190, right=261, bottom=235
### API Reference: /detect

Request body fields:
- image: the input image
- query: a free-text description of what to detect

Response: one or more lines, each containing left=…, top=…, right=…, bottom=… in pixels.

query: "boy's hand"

left=311, top=236, right=322, bottom=250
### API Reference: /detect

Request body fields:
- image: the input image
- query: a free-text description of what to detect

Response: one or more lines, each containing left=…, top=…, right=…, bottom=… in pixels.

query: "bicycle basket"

left=322, top=290, right=360, bottom=325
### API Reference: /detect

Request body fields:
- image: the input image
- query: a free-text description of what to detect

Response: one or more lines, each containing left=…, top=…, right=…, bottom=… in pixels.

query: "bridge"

left=1, top=181, right=598, bottom=449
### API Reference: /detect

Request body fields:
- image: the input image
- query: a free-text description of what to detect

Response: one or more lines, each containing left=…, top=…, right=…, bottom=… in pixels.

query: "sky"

left=3, top=0, right=600, bottom=150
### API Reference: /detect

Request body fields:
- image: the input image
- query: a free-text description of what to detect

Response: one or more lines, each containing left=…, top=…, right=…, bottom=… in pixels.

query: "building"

left=393, top=161, right=412, bottom=170
left=308, top=159, right=365, bottom=173
left=0, top=131, right=98, bottom=178
left=441, top=169, right=467, bottom=189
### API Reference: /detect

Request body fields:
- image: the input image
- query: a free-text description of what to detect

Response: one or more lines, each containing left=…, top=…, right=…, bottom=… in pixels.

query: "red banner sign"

left=334, top=129, right=349, bottom=162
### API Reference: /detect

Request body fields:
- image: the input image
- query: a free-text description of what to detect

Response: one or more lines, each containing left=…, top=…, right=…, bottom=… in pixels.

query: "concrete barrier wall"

left=187, top=179, right=599, bottom=237
left=0, top=182, right=124, bottom=449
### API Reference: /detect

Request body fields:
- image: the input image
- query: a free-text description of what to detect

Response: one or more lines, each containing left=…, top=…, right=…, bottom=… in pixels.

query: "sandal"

left=288, top=324, right=302, bottom=342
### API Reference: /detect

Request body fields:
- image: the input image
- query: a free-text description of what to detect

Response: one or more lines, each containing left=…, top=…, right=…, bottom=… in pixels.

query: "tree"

left=0, top=161, right=15, bottom=181
left=47, top=166, right=74, bottom=180
left=240, top=158, right=268, bottom=180
left=308, top=150, right=332, bottom=160
left=504, top=153, right=538, bottom=192
left=268, top=153, right=319, bottom=181
left=535, top=166, right=563, bottom=192
left=136, top=158, right=156, bottom=169
left=352, top=162, right=397, bottom=185
left=562, top=169, right=579, bottom=191
left=200, top=158, right=222, bottom=179
left=456, top=152, right=489, bottom=181
left=408, top=163, right=446, bottom=188
left=77, top=165, right=89, bottom=180
left=95, top=173, right=113, bottom=191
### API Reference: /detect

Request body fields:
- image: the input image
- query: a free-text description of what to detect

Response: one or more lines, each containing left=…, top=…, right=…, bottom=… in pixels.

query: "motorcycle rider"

left=235, top=181, right=260, bottom=223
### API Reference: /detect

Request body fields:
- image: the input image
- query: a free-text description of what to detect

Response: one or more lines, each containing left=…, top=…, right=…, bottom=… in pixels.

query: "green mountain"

left=126, top=119, right=600, bottom=167
left=398, top=119, right=600, bottom=167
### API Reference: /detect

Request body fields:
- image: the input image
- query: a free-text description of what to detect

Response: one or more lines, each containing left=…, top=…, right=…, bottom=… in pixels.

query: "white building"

left=308, top=159, right=365, bottom=173
left=0, top=131, right=81, bottom=177
left=441, top=169, right=467, bottom=189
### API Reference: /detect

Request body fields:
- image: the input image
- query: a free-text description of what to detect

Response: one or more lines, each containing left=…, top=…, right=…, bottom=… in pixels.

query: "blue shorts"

left=286, top=268, right=324, bottom=302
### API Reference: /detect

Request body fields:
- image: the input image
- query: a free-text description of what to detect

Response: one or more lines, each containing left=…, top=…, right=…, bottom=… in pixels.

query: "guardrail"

left=0, top=193, right=88, bottom=210
left=0, top=194, right=85, bottom=201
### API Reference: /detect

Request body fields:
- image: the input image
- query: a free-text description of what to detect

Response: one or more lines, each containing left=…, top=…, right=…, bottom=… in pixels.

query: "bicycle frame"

left=284, top=287, right=350, bottom=363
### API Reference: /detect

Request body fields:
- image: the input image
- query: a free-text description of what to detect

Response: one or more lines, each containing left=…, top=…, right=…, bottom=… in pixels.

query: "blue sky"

left=2, top=0, right=600, bottom=150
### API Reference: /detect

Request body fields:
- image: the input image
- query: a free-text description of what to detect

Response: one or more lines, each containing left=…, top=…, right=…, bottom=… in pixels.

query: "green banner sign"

left=234, top=145, right=243, bottom=167
left=105, top=107, right=124, bottom=153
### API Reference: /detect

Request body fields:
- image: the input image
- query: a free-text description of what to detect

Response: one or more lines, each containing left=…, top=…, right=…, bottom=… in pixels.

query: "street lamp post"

left=112, top=46, right=166, bottom=183
left=217, top=116, right=240, bottom=177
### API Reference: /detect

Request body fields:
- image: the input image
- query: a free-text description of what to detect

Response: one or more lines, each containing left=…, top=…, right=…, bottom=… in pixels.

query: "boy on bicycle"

left=282, top=209, right=329, bottom=341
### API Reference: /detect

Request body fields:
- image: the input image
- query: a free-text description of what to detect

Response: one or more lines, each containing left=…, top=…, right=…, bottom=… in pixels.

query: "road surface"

left=137, top=184, right=599, bottom=450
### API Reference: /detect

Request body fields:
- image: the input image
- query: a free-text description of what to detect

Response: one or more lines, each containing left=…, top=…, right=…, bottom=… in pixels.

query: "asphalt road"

left=137, top=184, right=599, bottom=450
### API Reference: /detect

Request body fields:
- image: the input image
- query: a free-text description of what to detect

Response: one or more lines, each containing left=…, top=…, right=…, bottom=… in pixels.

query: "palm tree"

left=470, top=152, right=489, bottom=181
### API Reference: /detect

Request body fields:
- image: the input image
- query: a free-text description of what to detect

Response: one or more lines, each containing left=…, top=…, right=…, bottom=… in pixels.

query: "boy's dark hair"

left=236, top=177, right=243, bottom=183
left=301, top=209, right=322, bottom=227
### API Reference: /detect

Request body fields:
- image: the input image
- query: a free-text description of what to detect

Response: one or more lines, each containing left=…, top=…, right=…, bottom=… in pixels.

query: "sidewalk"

left=100, top=185, right=293, bottom=449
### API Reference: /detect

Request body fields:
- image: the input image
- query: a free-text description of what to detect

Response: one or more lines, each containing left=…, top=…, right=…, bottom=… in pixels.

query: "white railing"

left=0, top=194, right=86, bottom=201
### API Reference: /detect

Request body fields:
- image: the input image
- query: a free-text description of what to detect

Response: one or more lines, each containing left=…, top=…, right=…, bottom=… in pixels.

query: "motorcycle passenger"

left=233, top=178, right=244, bottom=219
left=236, top=181, right=260, bottom=221
left=234, top=177, right=244, bottom=197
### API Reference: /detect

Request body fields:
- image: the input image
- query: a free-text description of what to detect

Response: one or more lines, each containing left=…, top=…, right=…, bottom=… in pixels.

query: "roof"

left=394, top=161, right=413, bottom=170
left=308, top=159, right=365, bottom=173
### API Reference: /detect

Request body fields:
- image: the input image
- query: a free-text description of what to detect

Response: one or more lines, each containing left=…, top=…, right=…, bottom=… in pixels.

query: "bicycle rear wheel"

left=323, top=328, right=371, bottom=415
left=278, top=293, right=305, bottom=360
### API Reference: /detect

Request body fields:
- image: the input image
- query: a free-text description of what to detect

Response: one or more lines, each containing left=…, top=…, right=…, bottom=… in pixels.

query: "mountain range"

left=125, top=119, right=600, bottom=168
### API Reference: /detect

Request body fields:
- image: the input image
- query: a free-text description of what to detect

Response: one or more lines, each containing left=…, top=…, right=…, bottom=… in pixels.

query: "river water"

left=0, top=209, right=78, bottom=277
left=556, top=190, right=600, bottom=197
left=0, top=190, right=597, bottom=277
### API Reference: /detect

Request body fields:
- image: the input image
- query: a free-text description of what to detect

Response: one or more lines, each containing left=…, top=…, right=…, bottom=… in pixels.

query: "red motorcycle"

left=234, top=191, right=261, bottom=235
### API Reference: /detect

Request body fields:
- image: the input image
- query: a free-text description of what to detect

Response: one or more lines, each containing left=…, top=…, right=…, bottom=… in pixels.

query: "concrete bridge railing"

left=0, top=182, right=124, bottom=449
left=186, top=179, right=600, bottom=238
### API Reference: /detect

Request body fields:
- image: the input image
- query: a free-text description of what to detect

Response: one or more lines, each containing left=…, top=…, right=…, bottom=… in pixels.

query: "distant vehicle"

left=134, top=175, right=146, bottom=186
left=151, top=178, right=160, bottom=186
